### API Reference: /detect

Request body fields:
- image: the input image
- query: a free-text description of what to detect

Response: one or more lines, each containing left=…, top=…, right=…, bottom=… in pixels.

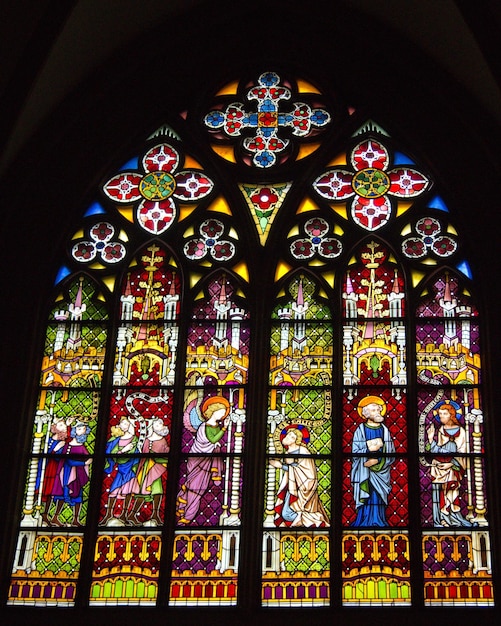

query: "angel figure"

left=176, top=393, right=230, bottom=524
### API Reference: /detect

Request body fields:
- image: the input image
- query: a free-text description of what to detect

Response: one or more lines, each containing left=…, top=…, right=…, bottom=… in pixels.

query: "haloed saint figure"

left=270, top=424, right=329, bottom=527
left=351, top=396, right=395, bottom=527
left=425, top=400, right=473, bottom=527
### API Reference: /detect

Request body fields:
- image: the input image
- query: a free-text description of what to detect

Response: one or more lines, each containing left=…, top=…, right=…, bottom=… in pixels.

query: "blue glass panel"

left=428, top=195, right=449, bottom=212
left=54, top=266, right=71, bottom=284
left=393, top=151, right=415, bottom=165
left=83, top=202, right=106, bottom=217
left=456, top=260, right=472, bottom=279
left=119, top=156, right=139, bottom=171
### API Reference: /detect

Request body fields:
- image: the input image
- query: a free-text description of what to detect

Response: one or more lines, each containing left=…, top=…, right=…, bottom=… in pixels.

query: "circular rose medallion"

left=352, top=168, right=390, bottom=198
left=290, top=239, right=314, bottom=260
left=139, top=171, right=176, bottom=201
left=432, top=235, right=457, bottom=257
left=102, top=242, right=126, bottom=263
left=72, top=242, right=97, bottom=262
left=402, top=237, right=427, bottom=258
left=210, top=240, right=235, bottom=261
left=319, top=238, right=342, bottom=258
left=137, top=199, right=176, bottom=235
left=351, top=196, right=391, bottom=231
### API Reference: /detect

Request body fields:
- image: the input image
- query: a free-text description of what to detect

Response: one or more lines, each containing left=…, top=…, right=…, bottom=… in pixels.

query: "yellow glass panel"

left=396, top=202, right=412, bottom=217
left=167, top=257, right=178, bottom=268
left=232, top=261, right=249, bottom=282
left=274, top=261, right=292, bottom=282
left=179, top=205, right=197, bottom=221
left=276, top=288, right=286, bottom=298
left=118, top=207, right=134, bottom=223
left=89, top=262, right=105, bottom=270
left=208, top=195, right=232, bottom=215
left=97, top=292, right=106, bottom=302
left=334, top=224, right=344, bottom=235
left=421, top=258, right=437, bottom=265
left=309, top=259, right=325, bottom=266
left=296, top=197, right=320, bottom=214
left=200, top=260, right=212, bottom=267
left=183, top=225, right=195, bottom=237
left=321, top=271, right=335, bottom=289
left=412, top=270, right=426, bottom=287
left=229, top=227, right=239, bottom=240
left=102, top=276, right=116, bottom=292
left=297, top=78, right=321, bottom=94
left=118, top=230, right=129, bottom=242
left=447, top=224, right=458, bottom=235
left=287, top=225, right=300, bottom=237
left=388, top=254, right=397, bottom=264
left=463, top=288, right=471, bottom=296
left=72, top=229, right=84, bottom=240
left=189, top=273, right=203, bottom=289
left=212, top=144, right=237, bottom=163
left=216, top=80, right=239, bottom=96
left=331, top=204, right=348, bottom=220
left=183, top=155, right=203, bottom=170
left=348, top=255, right=357, bottom=266
left=328, top=153, right=347, bottom=166
left=318, top=287, right=329, bottom=299
left=401, top=224, right=412, bottom=236
left=367, top=580, right=376, bottom=599
left=297, top=143, right=320, bottom=159
left=236, top=288, right=246, bottom=298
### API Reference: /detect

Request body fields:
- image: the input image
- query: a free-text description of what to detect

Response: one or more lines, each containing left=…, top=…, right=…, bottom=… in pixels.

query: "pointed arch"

left=6, top=68, right=495, bottom=612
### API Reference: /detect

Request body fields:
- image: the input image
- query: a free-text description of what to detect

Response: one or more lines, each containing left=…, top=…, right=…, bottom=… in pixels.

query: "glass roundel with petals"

left=204, top=71, right=331, bottom=168
left=313, top=137, right=431, bottom=231
left=290, top=217, right=343, bottom=260
left=103, top=143, right=214, bottom=235
left=184, top=218, right=236, bottom=262
left=402, top=217, right=457, bottom=258
left=72, top=222, right=127, bottom=264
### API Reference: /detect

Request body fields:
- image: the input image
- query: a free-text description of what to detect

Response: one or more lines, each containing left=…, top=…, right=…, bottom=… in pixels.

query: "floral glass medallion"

left=313, top=138, right=431, bottom=231
left=72, top=222, right=126, bottom=264
left=205, top=72, right=331, bottom=168
left=184, top=219, right=236, bottom=262
left=402, top=217, right=457, bottom=258
left=103, top=143, right=214, bottom=235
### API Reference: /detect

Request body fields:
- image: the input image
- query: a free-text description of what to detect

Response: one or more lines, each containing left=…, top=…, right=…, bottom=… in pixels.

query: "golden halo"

left=357, top=395, right=386, bottom=417
left=201, top=395, right=230, bottom=416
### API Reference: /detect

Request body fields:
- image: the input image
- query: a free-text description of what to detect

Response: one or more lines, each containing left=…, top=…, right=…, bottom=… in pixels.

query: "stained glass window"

left=8, top=71, right=494, bottom=610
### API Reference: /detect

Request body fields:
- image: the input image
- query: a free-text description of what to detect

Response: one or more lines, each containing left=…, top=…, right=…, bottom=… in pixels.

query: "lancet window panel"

left=10, top=275, right=107, bottom=606
left=340, top=245, right=410, bottom=605
left=168, top=270, right=249, bottom=607
left=263, top=273, right=333, bottom=607
left=415, top=271, right=493, bottom=606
